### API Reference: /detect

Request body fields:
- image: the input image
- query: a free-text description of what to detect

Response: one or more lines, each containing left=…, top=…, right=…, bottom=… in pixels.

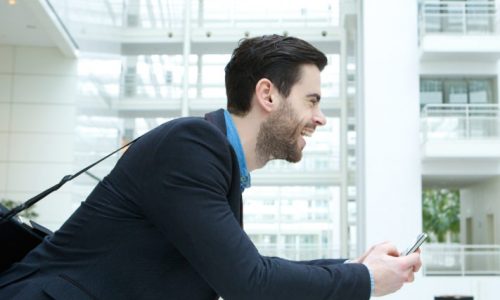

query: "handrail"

left=421, top=103, right=500, bottom=117
left=420, top=104, right=500, bottom=141
left=253, top=243, right=346, bottom=260
left=419, top=0, right=498, bottom=36
left=48, top=0, right=338, bottom=29
left=422, top=243, right=500, bottom=276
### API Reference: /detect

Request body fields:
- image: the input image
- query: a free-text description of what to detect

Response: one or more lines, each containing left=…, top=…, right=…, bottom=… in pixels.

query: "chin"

left=288, top=144, right=304, bottom=163
left=286, top=152, right=303, bottom=163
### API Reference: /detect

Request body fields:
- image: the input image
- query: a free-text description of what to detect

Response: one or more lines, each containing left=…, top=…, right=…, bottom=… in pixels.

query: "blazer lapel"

left=204, top=109, right=243, bottom=227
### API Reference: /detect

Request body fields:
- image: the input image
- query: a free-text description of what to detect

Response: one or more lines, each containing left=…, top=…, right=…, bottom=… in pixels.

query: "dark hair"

left=224, top=34, right=328, bottom=116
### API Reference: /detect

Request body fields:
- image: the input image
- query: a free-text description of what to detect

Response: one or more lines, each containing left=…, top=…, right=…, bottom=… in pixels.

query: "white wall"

left=362, top=1, right=424, bottom=299
left=362, top=0, right=421, bottom=247
left=421, top=60, right=498, bottom=76
left=461, top=176, right=500, bottom=245
left=0, top=45, right=77, bottom=230
left=361, top=1, right=500, bottom=298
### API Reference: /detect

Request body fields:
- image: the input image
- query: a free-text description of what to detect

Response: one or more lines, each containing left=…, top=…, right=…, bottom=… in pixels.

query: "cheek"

left=298, top=115, right=310, bottom=128
left=294, top=106, right=312, bottom=122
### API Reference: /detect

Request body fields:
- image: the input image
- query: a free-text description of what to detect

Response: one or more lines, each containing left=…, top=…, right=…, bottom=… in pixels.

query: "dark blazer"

left=0, top=109, right=371, bottom=300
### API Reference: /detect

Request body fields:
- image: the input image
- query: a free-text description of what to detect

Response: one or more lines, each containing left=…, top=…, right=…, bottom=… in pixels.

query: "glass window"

left=244, top=186, right=340, bottom=260
left=194, top=0, right=339, bottom=28
left=469, top=79, right=492, bottom=103
left=420, top=79, right=443, bottom=106
left=445, top=80, right=468, bottom=104
left=420, top=77, right=496, bottom=106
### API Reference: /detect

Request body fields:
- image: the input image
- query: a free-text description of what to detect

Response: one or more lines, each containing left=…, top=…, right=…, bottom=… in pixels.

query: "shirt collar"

left=223, top=109, right=251, bottom=192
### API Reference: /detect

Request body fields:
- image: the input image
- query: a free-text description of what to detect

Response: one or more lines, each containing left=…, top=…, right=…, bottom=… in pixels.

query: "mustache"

left=290, top=123, right=316, bottom=139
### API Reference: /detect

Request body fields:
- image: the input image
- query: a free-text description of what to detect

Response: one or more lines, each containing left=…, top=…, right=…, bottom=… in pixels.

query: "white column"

left=339, top=28, right=349, bottom=258
left=181, top=0, right=192, bottom=117
left=0, top=46, right=77, bottom=230
left=497, top=60, right=500, bottom=102
left=361, top=0, right=421, bottom=254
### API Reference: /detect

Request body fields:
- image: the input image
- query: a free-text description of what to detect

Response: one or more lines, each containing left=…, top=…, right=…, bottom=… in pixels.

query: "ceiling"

left=0, top=0, right=54, bottom=47
left=0, top=0, right=77, bottom=57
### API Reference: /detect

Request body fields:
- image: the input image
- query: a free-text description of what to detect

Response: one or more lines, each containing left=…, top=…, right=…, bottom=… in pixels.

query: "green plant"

left=0, top=198, right=39, bottom=219
left=422, top=189, right=460, bottom=243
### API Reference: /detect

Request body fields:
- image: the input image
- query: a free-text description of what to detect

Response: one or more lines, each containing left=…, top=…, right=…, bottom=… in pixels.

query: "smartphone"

left=401, top=233, right=427, bottom=256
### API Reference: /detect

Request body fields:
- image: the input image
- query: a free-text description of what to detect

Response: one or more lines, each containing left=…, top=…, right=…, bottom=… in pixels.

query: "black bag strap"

left=0, top=137, right=141, bottom=224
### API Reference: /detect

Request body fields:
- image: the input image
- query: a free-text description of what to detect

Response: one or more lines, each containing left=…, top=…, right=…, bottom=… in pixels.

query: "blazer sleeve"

left=272, top=257, right=348, bottom=266
left=141, top=119, right=371, bottom=300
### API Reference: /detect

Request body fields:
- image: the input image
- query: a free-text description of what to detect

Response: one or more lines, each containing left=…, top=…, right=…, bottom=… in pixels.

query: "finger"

left=406, top=269, right=415, bottom=283
left=357, top=245, right=377, bottom=263
left=404, top=252, right=422, bottom=271
left=405, top=252, right=420, bottom=263
left=414, top=248, right=423, bottom=271
left=382, top=243, right=400, bottom=257
left=413, top=258, right=422, bottom=272
left=363, top=241, right=391, bottom=260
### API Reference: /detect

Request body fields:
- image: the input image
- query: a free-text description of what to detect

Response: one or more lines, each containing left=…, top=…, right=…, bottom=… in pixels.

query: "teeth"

left=301, top=130, right=313, bottom=137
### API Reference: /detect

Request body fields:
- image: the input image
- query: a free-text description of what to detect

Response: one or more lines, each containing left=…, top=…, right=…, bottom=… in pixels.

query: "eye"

left=309, top=98, right=319, bottom=106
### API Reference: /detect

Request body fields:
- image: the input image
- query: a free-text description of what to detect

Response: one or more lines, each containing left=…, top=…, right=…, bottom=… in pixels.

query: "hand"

left=361, top=242, right=421, bottom=297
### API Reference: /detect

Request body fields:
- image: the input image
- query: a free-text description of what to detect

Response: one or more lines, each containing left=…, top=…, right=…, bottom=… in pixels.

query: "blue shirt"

left=223, top=110, right=251, bottom=192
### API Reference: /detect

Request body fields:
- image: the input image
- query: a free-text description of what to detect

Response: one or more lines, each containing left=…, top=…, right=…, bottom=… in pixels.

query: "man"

left=0, top=35, right=421, bottom=299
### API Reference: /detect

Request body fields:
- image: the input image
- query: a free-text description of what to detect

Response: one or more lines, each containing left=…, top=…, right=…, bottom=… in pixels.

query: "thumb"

left=378, top=242, right=399, bottom=257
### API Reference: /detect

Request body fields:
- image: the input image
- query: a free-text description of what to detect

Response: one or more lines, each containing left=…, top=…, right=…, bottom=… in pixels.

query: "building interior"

left=0, top=0, right=499, bottom=299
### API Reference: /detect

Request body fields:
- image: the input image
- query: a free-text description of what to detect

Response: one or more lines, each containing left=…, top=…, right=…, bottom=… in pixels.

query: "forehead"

left=292, top=64, right=321, bottom=92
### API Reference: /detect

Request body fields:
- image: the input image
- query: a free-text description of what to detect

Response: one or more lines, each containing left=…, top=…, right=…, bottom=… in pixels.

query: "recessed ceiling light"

left=8, top=0, right=17, bottom=5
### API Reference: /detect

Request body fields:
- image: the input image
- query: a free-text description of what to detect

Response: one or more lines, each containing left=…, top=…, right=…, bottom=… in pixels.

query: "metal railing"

left=253, top=243, right=347, bottom=261
left=419, top=0, right=499, bottom=36
left=254, top=242, right=500, bottom=273
left=422, top=244, right=500, bottom=276
left=48, top=0, right=338, bottom=29
left=191, top=1, right=338, bottom=28
left=421, top=104, right=500, bottom=142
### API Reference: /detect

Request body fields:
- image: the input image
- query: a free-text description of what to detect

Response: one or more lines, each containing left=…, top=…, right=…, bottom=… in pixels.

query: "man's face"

left=256, top=64, right=326, bottom=164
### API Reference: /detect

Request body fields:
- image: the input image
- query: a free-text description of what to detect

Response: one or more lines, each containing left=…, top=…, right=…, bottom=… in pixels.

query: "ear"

left=254, top=78, right=275, bottom=113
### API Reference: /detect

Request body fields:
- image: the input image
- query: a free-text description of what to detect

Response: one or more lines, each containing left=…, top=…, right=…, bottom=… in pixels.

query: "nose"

left=313, top=108, right=327, bottom=126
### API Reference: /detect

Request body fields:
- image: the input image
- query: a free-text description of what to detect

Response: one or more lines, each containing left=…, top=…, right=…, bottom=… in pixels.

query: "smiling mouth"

left=301, top=128, right=315, bottom=137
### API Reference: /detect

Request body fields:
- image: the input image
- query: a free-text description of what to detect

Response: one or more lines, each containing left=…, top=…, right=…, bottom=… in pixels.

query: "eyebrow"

left=306, top=93, right=321, bottom=102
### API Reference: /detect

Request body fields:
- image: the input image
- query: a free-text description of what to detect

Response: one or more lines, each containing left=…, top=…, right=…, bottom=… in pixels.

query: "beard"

left=255, top=100, right=304, bottom=165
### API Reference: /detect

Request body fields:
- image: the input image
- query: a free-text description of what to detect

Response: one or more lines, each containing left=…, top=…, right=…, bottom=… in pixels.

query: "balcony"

left=47, top=0, right=342, bottom=55
left=421, top=104, right=500, bottom=143
left=423, top=244, right=500, bottom=276
left=419, top=1, right=500, bottom=61
left=421, top=104, right=500, bottom=186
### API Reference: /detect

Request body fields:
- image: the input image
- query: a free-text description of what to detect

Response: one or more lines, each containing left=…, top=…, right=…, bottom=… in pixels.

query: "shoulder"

left=150, top=117, right=236, bottom=191
left=160, top=117, right=228, bottom=149
left=134, top=116, right=227, bottom=149
left=150, top=117, right=232, bottom=160
left=121, top=116, right=233, bottom=172
left=172, top=116, right=225, bottom=136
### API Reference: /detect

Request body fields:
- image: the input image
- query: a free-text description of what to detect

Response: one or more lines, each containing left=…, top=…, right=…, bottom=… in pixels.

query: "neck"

left=230, top=112, right=266, bottom=171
